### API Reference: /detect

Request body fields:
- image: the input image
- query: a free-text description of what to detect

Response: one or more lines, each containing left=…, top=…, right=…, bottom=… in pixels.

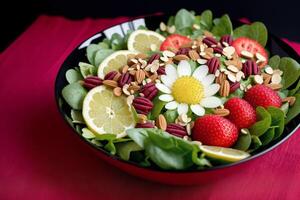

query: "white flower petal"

left=165, top=64, right=178, bottom=78
left=177, top=60, right=191, bottom=77
left=155, top=83, right=171, bottom=94
left=161, top=75, right=176, bottom=88
left=204, top=84, right=220, bottom=97
left=200, top=97, right=222, bottom=108
left=192, top=65, right=208, bottom=81
left=177, top=103, right=189, bottom=115
left=201, top=74, right=215, bottom=86
left=159, top=94, right=174, bottom=102
left=165, top=101, right=178, bottom=110
left=190, top=104, right=205, bottom=116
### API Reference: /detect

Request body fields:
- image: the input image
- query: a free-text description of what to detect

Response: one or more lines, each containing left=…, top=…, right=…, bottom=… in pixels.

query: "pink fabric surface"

left=1, top=15, right=300, bottom=200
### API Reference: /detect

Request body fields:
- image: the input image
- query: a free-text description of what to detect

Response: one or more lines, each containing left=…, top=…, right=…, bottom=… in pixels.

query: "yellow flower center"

left=172, top=76, right=204, bottom=104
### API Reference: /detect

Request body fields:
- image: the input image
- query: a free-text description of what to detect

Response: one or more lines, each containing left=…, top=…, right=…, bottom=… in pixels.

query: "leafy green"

left=233, top=132, right=251, bottom=151
left=249, top=135, right=262, bottom=152
left=79, top=62, right=97, bottom=78
left=199, top=10, right=213, bottom=30
left=211, top=14, right=233, bottom=37
left=285, top=93, right=300, bottom=124
left=174, top=9, right=195, bottom=31
left=116, top=141, right=143, bottom=160
left=278, top=57, right=300, bottom=89
left=233, top=22, right=268, bottom=47
left=167, top=16, right=175, bottom=26
left=62, top=82, right=87, bottom=110
left=86, top=44, right=103, bottom=65
left=110, top=33, right=126, bottom=50
left=268, top=55, right=281, bottom=69
left=288, top=79, right=300, bottom=96
left=164, top=110, right=178, bottom=123
left=65, top=69, right=83, bottom=84
left=249, top=106, right=272, bottom=136
left=70, top=109, right=85, bottom=124
left=260, top=128, right=275, bottom=146
left=127, top=128, right=211, bottom=170
left=94, top=49, right=114, bottom=67
left=150, top=96, right=166, bottom=119
left=267, top=107, right=285, bottom=140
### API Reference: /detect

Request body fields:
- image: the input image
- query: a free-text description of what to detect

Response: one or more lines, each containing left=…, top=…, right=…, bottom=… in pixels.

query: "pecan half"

left=140, top=82, right=158, bottom=100
left=220, top=80, right=230, bottom=97
left=220, top=35, right=233, bottom=46
left=82, top=76, right=103, bottom=90
left=166, top=123, right=188, bottom=138
left=136, top=122, right=155, bottom=128
left=202, top=37, right=218, bottom=47
left=207, top=57, right=220, bottom=74
left=104, top=71, right=119, bottom=80
left=132, top=97, right=153, bottom=115
left=242, top=60, right=259, bottom=77
left=118, top=72, right=132, bottom=87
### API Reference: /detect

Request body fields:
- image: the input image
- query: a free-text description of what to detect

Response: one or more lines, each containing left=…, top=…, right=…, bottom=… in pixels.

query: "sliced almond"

left=160, top=56, right=169, bottom=62
left=163, top=50, right=175, bottom=58
left=113, top=87, right=122, bottom=96
left=282, top=96, right=296, bottom=106
left=236, top=71, right=244, bottom=82
left=150, top=44, right=157, bottom=51
left=167, top=25, right=176, bottom=34
left=241, top=50, right=254, bottom=58
left=188, top=50, right=200, bottom=61
left=255, top=52, right=266, bottom=61
left=254, top=75, right=263, bottom=84
left=271, top=73, right=282, bottom=84
left=227, top=65, right=239, bottom=73
left=223, top=46, right=235, bottom=58
left=213, top=108, right=230, bottom=117
left=192, top=24, right=200, bottom=30
left=186, top=123, right=192, bottom=136
left=273, top=69, right=283, bottom=76
left=173, top=54, right=190, bottom=61
left=262, top=73, right=272, bottom=85
left=222, top=42, right=229, bottom=47
left=227, top=73, right=237, bottom=83
left=266, top=83, right=282, bottom=90
left=156, top=114, right=167, bottom=131
left=265, top=66, right=274, bottom=75
left=160, top=22, right=167, bottom=31
left=103, top=80, right=118, bottom=88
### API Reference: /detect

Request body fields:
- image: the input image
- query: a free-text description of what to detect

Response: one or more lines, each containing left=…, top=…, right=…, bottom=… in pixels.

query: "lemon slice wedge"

left=82, top=86, right=136, bottom=138
left=127, top=30, right=165, bottom=53
left=97, top=50, right=136, bottom=79
left=200, top=145, right=250, bottom=162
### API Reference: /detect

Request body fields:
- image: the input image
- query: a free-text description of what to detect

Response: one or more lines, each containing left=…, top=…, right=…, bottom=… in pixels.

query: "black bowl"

left=55, top=15, right=300, bottom=185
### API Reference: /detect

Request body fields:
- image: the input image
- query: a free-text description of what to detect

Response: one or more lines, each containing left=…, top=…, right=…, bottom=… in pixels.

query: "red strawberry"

left=232, top=37, right=268, bottom=67
left=244, top=85, right=282, bottom=108
left=160, top=34, right=192, bottom=51
left=192, top=115, right=238, bottom=147
left=224, top=98, right=256, bottom=129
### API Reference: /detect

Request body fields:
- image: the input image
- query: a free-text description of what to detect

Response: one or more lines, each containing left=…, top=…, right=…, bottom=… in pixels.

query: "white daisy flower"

left=156, top=60, right=222, bottom=116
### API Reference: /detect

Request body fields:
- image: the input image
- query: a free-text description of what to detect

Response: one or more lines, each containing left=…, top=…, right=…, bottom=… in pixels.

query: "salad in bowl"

left=59, top=9, right=300, bottom=171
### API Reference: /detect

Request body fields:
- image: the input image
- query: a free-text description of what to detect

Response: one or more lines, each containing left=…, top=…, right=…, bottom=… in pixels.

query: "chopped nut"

left=271, top=73, right=282, bottom=84
left=282, top=96, right=296, bottom=106
left=266, top=83, right=282, bottom=90
left=173, top=54, right=190, bottom=61
left=262, top=73, right=272, bottom=85
left=273, top=69, right=283, bottom=76
left=236, top=71, right=244, bottom=82
left=135, top=69, right=146, bottom=84
left=188, top=50, right=200, bottom=61
left=156, top=114, right=167, bottom=131
left=160, top=56, right=169, bottom=62
left=227, top=65, right=239, bottom=73
left=254, top=75, right=263, bottom=84
left=216, top=72, right=227, bottom=85
left=126, top=95, right=134, bottom=105
left=255, top=52, right=266, bottom=62
left=241, top=50, right=254, bottom=58
left=227, top=73, right=237, bottom=83
left=223, top=46, right=235, bottom=58
left=160, top=22, right=167, bottom=31
left=265, top=66, right=274, bottom=75
left=113, top=87, right=122, bottom=96
left=137, top=114, right=147, bottom=124
left=163, top=50, right=175, bottom=58
left=122, top=84, right=131, bottom=95
left=121, top=65, right=129, bottom=74
left=220, top=80, right=230, bottom=97
left=103, top=80, right=118, bottom=88
left=213, top=108, right=230, bottom=117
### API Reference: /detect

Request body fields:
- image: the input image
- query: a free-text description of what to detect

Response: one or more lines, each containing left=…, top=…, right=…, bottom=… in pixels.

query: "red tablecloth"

left=1, top=15, right=300, bottom=200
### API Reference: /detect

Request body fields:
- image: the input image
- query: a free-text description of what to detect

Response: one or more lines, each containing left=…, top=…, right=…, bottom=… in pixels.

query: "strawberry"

left=224, top=98, right=256, bottom=129
left=244, top=85, right=282, bottom=108
left=192, top=115, right=238, bottom=147
left=160, top=34, right=192, bottom=51
left=232, top=37, right=268, bottom=66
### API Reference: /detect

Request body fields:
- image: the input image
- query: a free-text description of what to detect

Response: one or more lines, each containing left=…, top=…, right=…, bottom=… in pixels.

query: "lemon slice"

left=98, top=50, right=136, bottom=79
left=82, top=86, right=136, bottom=138
left=200, top=145, right=250, bottom=162
left=127, top=30, right=165, bottom=53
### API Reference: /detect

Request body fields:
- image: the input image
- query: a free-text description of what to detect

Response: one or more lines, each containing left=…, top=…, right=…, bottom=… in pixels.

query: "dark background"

left=1, top=0, right=300, bottom=52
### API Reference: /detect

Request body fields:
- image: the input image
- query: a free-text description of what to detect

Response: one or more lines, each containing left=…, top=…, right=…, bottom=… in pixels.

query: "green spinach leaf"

left=200, top=10, right=213, bottom=30
left=259, top=128, right=275, bottom=146
left=174, top=9, right=195, bottom=30
left=285, top=93, right=300, bottom=124
left=267, top=107, right=284, bottom=140
left=278, top=57, right=300, bottom=89
left=65, top=69, right=83, bottom=84
left=79, top=62, right=97, bottom=78
left=233, top=132, right=251, bottom=151
left=116, top=141, right=143, bottom=160
left=211, top=14, right=233, bottom=37
left=62, top=82, right=87, bottom=110
left=94, top=49, right=114, bottom=68
left=268, top=55, right=281, bottom=69
left=249, top=106, right=271, bottom=136
left=288, top=79, right=300, bottom=96
left=233, top=22, right=268, bottom=47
